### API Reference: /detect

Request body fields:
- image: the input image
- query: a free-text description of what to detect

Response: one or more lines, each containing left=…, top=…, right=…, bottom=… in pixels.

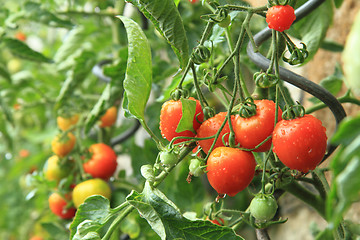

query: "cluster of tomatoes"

left=44, top=106, right=118, bottom=220
left=160, top=97, right=327, bottom=200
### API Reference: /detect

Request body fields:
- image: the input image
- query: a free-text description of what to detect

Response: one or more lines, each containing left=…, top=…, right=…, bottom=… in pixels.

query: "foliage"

left=0, top=0, right=360, bottom=240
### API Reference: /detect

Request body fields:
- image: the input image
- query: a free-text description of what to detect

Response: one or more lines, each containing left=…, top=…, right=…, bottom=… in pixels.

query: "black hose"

left=246, top=0, right=346, bottom=159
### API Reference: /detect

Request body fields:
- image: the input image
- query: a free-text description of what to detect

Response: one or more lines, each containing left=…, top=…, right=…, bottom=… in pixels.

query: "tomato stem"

left=101, top=205, right=134, bottom=240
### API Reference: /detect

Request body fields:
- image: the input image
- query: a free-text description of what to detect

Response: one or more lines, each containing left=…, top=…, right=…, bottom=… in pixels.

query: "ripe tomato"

left=99, top=106, right=118, bottom=128
left=233, top=100, right=282, bottom=152
left=48, top=192, right=76, bottom=219
left=266, top=5, right=296, bottom=32
left=15, top=32, right=27, bottom=41
left=83, top=143, right=118, bottom=180
left=189, top=0, right=198, bottom=3
left=196, top=112, right=236, bottom=154
left=44, top=155, right=67, bottom=183
left=206, top=147, right=256, bottom=197
left=51, top=132, right=76, bottom=157
left=160, top=97, right=204, bottom=144
left=57, top=114, right=79, bottom=131
left=29, top=236, right=43, bottom=240
left=72, top=178, right=111, bottom=208
left=272, top=114, right=327, bottom=173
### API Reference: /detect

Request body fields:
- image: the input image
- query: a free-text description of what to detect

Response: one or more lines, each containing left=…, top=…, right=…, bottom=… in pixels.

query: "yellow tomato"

left=72, top=178, right=111, bottom=208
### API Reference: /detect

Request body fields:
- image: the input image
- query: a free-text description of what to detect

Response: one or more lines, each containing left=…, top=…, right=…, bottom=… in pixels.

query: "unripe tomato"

left=99, top=106, right=117, bottom=128
left=272, top=114, right=327, bottom=173
left=160, top=97, right=204, bottom=144
left=51, top=132, right=76, bottom=157
left=266, top=5, right=296, bottom=32
left=72, top=178, right=111, bottom=208
left=83, top=143, right=118, bottom=180
left=159, top=151, right=178, bottom=166
left=189, top=158, right=204, bottom=177
left=48, top=192, right=76, bottom=219
left=233, top=100, right=282, bottom=152
left=249, top=194, right=278, bottom=222
left=44, top=155, right=67, bottom=183
left=196, top=112, right=236, bottom=154
left=206, top=147, right=256, bottom=196
left=57, top=114, right=79, bottom=131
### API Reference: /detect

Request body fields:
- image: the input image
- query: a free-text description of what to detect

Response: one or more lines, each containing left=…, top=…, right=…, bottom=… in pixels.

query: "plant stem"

left=139, top=119, right=164, bottom=150
left=101, top=206, right=135, bottom=240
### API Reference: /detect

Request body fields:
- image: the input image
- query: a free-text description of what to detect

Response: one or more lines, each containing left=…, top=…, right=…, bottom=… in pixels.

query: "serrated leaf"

left=118, top=16, right=152, bottom=120
left=128, top=0, right=189, bottom=69
left=70, top=196, right=112, bottom=239
left=3, top=38, right=53, bottom=63
left=24, top=2, right=73, bottom=28
left=176, top=98, right=196, bottom=133
left=342, top=10, right=360, bottom=96
left=293, top=0, right=333, bottom=62
left=127, top=182, right=243, bottom=240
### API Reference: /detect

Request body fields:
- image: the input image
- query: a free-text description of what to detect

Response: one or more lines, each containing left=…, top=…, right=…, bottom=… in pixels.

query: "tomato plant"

left=159, top=97, right=204, bottom=144
left=233, top=99, right=282, bottom=152
left=1, top=0, right=360, bottom=239
left=196, top=112, right=236, bottom=153
left=272, top=114, right=327, bottom=173
left=51, top=132, right=76, bottom=157
left=48, top=192, right=76, bottom=219
left=99, top=106, right=118, bottom=128
left=206, top=147, right=256, bottom=197
left=83, top=143, right=118, bottom=180
left=266, top=5, right=296, bottom=32
left=72, top=178, right=111, bottom=208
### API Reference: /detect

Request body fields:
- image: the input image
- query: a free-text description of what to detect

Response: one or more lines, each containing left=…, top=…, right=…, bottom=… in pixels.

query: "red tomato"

left=160, top=97, right=204, bottom=144
left=233, top=100, right=282, bottom=152
left=266, top=5, right=296, bottom=32
left=99, top=106, right=118, bottom=128
left=206, top=217, right=225, bottom=226
left=83, top=143, right=117, bottom=180
left=72, top=178, right=111, bottom=208
left=15, top=32, right=27, bottom=41
left=196, top=112, right=236, bottom=154
left=51, top=132, right=76, bottom=157
left=189, top=0, right=198, bottom=3
left=272, top=114, right=327, bottom=173
left=57, top=114, right=79, bottom=131
left=48, top=192, right=76, bottom=219
left=206, top=147, right=256, bottom=197
left=29, top=236, right=43, bottom=240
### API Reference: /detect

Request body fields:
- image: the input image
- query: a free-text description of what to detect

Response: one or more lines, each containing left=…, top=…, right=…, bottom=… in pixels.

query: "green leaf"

left=0, top=64, right=11, bottom=83
left=84, top=84, right=111, bottom=134
left=0, top=94, right=14, bottom=127
left=333, top=0, right=344, bottom=8
left=24, top=2, right=73, bottom=28
left=70, top=196, right=112, bottom=239
left=176, top=98, right=197, bottom=133
left=118, top=16, right=152, bottom=120
left=127, top=182, right=243, bottom=240
left=342, top=10, right=360, bottom=96
left=2, top=38, right=53, bottom=63
left=293, top=0, right=333, bottom=62
left=331, top=114, right=360, bottom=146
left=56, top=51, right=96, bottom=108
left=73, top=221, right=102, bottom=240
left=320, top=39, right=344, bottom=52
left=41, top=222, right=69, bottom=240
left=128, top=0, right=189, bottom=69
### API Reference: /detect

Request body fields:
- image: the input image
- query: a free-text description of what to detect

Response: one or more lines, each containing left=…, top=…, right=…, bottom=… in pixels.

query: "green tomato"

left=249, top=194, right=278, bottom=221
left=189, top=158, right=204, bottom=177
left=159, top=151, right=178, bottom=166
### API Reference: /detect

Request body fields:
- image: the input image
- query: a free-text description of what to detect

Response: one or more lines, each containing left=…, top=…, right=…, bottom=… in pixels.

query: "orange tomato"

left=99, top=106, right=117, bottom=128
left=57, top=114, right=79, bottom=131
left=48, top=192, right=76, bottom=219
left=51, top=132, right=76, bottom=157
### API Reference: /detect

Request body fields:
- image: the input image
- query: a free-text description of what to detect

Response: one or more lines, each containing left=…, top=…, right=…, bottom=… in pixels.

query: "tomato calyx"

left=254, top=71, right=279, bottom=88
left=192, top=45, right=211, bottom=65
left=281, top=103, right=305, bottom=120
left=171, top=88, right=189, bottom=101
left=238, top=97, right=257, bottom=118
left=268, top=0, right=290, bottom=6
